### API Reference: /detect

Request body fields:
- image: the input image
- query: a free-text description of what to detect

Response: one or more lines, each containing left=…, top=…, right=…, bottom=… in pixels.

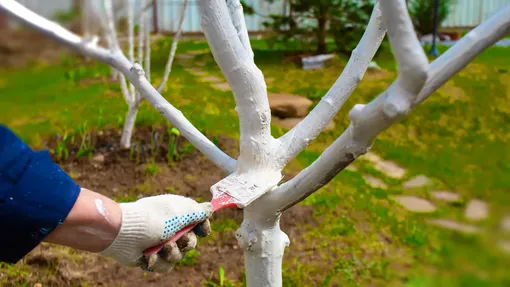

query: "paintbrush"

left=143, top=172, right=282, bottom=256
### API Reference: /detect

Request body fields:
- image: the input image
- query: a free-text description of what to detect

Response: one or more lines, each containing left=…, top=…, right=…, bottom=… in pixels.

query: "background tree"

left=91, top=0, right=188, bottom=148
left=262, top=0, right=374, bottom=54
left=408, top=0, right=454, bottom=36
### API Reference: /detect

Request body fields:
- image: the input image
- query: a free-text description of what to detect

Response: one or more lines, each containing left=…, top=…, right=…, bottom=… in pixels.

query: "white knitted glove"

left=100, top=194, right=213, bottom=272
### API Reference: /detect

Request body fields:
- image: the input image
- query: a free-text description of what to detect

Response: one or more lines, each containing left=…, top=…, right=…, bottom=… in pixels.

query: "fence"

left=442, top=0, right=510, bottom=29
left=153, top=0, right=285, bottom=33
left=8, top=0, right=510, bottom=32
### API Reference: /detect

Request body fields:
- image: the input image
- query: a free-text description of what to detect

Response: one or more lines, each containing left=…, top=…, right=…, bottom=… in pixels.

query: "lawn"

left=1, top=34, right=509, bottom=286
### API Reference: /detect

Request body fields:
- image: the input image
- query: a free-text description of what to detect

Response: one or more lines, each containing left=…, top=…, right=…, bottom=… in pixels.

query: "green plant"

left=76, top=121, right=93, bottom=159
left=219, top=266, right=225, bottom=287
left=180, top=142, right=195, bottom=156
left=53, top=132, right=70, bottom=161
left=144, top=162, right=160, bottom=175
left=409, top=0, right=455, bottom=36
left=175, top=250, right=200, bottom=268
left=204, top=266, right=234, bottom=287
left=116, top=114, right=124, bottom=129
left=167, top=127, right=181, bottom=162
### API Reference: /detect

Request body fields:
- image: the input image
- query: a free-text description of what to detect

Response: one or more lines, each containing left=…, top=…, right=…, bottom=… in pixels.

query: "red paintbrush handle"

left=143, top=224, right=197, bottom=256
left=143, top=193, right=237, bottom=256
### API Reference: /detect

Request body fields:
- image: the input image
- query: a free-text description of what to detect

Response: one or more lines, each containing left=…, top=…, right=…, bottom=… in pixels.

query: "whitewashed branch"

left=102, top=0, right=132, bottom=106
left=415, top=4, right=510, bottom=106
left=156, top=0, right=188, bottom=93
left=137, top=0, right=145, bottom=68
left=127, top=0, right=136, bottom=99
left=103, top=0, right=138, bottom=148
left=263, top=0, right=428, bottom=212
left=277, top=3, right=386, bottom=165
left=199, top=0, right=275, bottom=174
left=102, top=0, right=120, bottom=51
left=144, top=9, right=151, bottom=83
left=227, top=0, right=254, bottom=59
left=0, top=0, right=236, bottom=173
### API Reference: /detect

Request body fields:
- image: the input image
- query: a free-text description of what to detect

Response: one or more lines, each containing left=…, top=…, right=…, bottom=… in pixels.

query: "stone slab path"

left=357, top=151, right=498, bottom=244
left=374, top=160, right=407, bottom=179
left=464, top=199, right=489, bottom=221
left=393, top=195, right=437, bottom=213
left=363, top=174, right=388, bottom=189
left=428, top=219, right=479, bottom=234
left=403, top=175, right=433, bottom=189
left=431, top=191, right=461, bottom=203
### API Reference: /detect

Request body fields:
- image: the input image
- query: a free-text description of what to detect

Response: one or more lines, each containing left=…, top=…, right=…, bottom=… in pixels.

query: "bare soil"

left=4, top=127, right=314, bottom=287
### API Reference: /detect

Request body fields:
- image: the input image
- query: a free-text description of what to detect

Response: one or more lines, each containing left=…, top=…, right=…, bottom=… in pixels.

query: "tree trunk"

left=237, top=206, right=290, bottom=287
left=120, top=103, right=139, bottom=149
left=72, top=0, right=81, bottom=12
left=316, top=11, right=327, bottom=54
left=152, top=0, right=159, bottom=34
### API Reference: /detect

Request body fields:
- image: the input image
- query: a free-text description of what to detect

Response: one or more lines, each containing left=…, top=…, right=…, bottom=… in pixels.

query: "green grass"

left=1, top=37, right=509, bottom=286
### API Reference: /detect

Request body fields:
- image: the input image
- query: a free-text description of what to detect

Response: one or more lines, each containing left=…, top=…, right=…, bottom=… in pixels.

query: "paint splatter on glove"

left=100, top=194, right=213, bottom=272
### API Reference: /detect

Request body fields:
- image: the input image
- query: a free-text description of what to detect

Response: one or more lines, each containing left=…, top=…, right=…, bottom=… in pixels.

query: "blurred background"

left=0, top=0, right=509, bottom=286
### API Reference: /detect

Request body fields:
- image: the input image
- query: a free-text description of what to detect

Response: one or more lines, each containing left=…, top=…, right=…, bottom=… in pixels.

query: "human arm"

left=0, top=125, right=212, bottom=272
left=45, top=188, right=213, bottom=272
left=44, top=188, right=122, bottom=253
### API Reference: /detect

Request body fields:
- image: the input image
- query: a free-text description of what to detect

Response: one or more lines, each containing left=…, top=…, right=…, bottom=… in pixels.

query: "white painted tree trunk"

left=156, top=0, right=188, bottom=93
left=237, top=207, right=289, bottom=287
left=2, top=0, right=510, bottom=285
left=119, top=0, right=151, bottom=149
left=120, top=103, right=139, bottom=148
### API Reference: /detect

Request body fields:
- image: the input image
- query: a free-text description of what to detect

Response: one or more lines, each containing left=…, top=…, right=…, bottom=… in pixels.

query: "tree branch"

left=263, top=0, right=429, bottom=212
left=227, top=0, right=254, bottom=59
left=198, top=0, right=274, bottom=173
left=127, top=0, right=136, bottom=100
left=102, top=0, right=133, bottom=105
left=156, top=0, right=189, bottom=93
left=144, top=6, right=151, bottom=83
left=0, top=0, right=236, bottom=173
left=414, top=4, right=510, bottom=106
left=137, top=0, right=145, bottom=67
left=102, top=0, right=120, bottom=52
left=277, top=2, right=386, bottom=165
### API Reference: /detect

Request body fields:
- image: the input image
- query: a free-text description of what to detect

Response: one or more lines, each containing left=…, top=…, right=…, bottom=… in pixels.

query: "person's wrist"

left=99, top=202, right=153, bottom=264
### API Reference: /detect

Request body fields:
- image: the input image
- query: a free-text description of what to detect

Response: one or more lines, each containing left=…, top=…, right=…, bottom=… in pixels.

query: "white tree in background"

left=1, top=0, right=509, bottom=285
left=82, top=0, right=189, bottom=148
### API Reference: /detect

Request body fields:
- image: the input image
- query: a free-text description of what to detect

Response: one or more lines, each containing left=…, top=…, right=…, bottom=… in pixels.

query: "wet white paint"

left=95, top=198, right=110, bottom=223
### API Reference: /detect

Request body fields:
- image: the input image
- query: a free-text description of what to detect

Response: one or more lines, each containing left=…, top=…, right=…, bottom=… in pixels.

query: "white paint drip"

left=95, top=198, right=110, bottom=223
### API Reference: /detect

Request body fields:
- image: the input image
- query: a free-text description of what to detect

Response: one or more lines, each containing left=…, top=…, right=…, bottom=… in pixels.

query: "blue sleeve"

left=0, top=125, right=80, bottom=264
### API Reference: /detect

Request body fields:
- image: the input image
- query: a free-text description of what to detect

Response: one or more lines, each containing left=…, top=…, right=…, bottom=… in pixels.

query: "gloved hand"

left=100, top=194, right=213, bottom=272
